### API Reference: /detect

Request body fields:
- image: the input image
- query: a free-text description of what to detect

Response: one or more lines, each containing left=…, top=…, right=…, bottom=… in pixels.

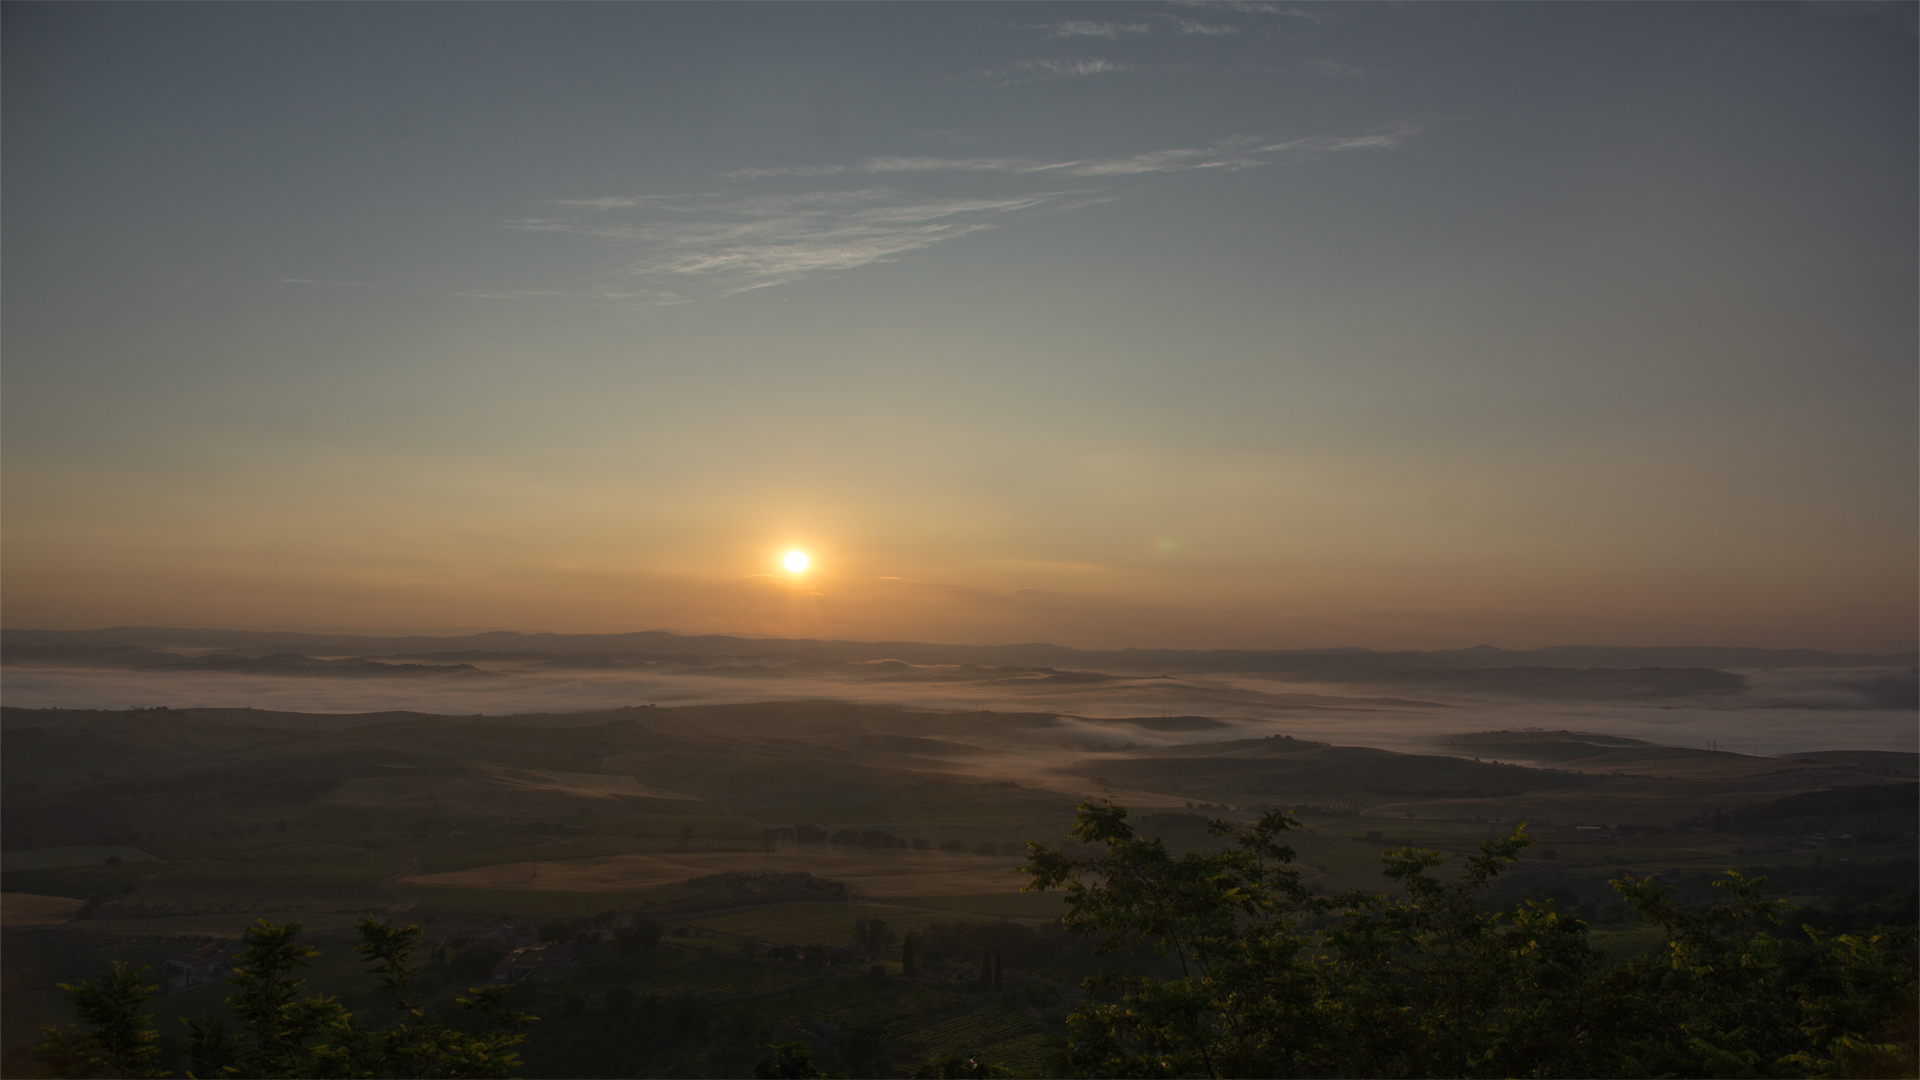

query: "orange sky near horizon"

left=4, top=5, right=1914, bottom=655
left=5, top=446, right=1912, bottom=652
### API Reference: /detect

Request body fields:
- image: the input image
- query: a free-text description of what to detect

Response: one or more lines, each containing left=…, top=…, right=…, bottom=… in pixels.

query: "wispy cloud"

left=1025, top=7, right=1310, bottom=39
left=521, top=123, right=1419, bottom=303
left=861, top=156, right=1064, bottom=175
left=1036, top=19, right=1151, bottom=38
left=972, top=58, right=1127, bottom=83
left=727, top=125, right=1419, bottom=183
left=1175, top=1, right=1330, bottom=21
left=509, top=188, right=1110, bottom=303
left=713, top=164, right=851, bottom=182
left=1259, top=122, right=1419, bottom=154
left=1169, top=18, right=1238, bottom=35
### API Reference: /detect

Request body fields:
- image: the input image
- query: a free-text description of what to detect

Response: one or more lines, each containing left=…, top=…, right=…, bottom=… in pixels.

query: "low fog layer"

left=3, top=638, right=1912, bottom=758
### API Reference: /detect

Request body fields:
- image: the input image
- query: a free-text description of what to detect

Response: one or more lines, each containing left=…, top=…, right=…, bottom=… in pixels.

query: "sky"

left=4, top=2, right=1915, bottom=653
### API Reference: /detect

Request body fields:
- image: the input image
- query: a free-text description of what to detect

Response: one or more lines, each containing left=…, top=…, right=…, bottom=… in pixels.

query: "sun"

left=783, top=550, right=809, bottom=573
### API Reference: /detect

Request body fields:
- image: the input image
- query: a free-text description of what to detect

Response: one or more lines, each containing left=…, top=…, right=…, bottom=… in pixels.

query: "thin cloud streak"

left=1175, top=1, right=1331, bottom=22
left=525, top=124, right=1418, bottom=303
left=1169, top=18, right=1239, bottom=35
left=732, top=124, right=1420, bottom=182
left=972, top=58, right=1128, bottom=83
left=1036, top=20, right=1151, bottom=38
left=510, top=188, right=1109, bottom=303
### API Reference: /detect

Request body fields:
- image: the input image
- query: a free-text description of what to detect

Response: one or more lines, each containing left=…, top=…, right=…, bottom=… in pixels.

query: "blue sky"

left=4, top=2, right=1915, bottom=650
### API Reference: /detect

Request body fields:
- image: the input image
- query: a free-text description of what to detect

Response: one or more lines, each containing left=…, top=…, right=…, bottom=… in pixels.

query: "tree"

left=753, top=1040, right=845, bottom=1079
left=42, top=918, right=537, bottom=1079
left=616, top=918, right=663, bottom=956
left=901, top=932, right=917, bottom=977
left=34, top=962, right=163, bottom=1079
left=852, top=917, right=897, bottom=960
left=1022, top=799, right=1917, bottom=1079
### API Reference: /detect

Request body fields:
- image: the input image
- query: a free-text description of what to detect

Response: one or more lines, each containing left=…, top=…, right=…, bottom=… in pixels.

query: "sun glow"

left=783, top=550, right=810, bottom=573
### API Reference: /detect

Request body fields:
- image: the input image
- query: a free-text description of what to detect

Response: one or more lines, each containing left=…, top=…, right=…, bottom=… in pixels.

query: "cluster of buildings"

left=163, top=949, right=232, bottom=994
left=490, top=941, right=576, bottom=983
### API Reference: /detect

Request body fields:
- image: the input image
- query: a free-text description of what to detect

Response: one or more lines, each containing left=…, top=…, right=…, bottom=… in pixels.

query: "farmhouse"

left=164, top=950, right=231, bottom=993
left=491, top=943, right=574, bottom=983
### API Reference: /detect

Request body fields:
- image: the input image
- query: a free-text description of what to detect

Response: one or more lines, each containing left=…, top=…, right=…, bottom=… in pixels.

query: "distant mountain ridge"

left=3, top=626, right=1911, bottom=673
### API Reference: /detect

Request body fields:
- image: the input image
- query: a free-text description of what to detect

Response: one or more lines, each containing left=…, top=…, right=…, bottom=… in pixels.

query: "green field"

left=78, top=910, right=374, bottom=936
left=409, top=886, right=688, bottom=919
left=691, top=903, right=992, bottom=947
left=763, top=980, right=969, bottom=1028
left=972, top=1032, right=1053, bottom=1075
left=915, top=1005, right=1048, bottom=1065
left=1590, top=926, right=1669, bottom=964
left=153, top=852, right=396, bottom=888
left=2, top=861, right=166, bottom=903
left=2, top=845, right=161, bottom=872
left=415, top=835, right=768, bottom=875
left=593, top=812, right=767, bottom=838
left=887, top=892, right=1066, bottom=918
left=605, top=941, right=812, bottom=994
left=211, top=841, right=374, bottom=865
left=430, top=831, right=537, bottom=850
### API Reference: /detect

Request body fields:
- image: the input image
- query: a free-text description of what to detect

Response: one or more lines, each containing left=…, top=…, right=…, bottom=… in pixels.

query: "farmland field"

left=886, top=892, right=1066, bottom=918
left=2, top=845, right=161, bottom=872
left=3, top=691, right=1912, bottom=1078
left=152, top=852, right=396, bottom=888
left=408, top=886, right=688, bottom=919
left=1, top=894, right=87, bottom=926
left=415, top=835, right=770, bottom=875
left=914, top=1006, right=1047, bottom=1061
left=405, top=847, right=1031, bottom=897
left=691, top=903, right=992, bottom=946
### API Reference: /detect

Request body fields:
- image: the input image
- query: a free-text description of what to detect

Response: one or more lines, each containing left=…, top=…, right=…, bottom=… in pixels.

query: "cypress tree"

left=992, top=949, right=1003, bottom=991
left=901, top=933, right=916, bottom=977
left=977, top=946, right=991, bottom=992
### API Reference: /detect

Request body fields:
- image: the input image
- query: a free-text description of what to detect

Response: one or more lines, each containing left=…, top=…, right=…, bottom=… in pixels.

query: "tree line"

left=1021, top=801, right=1917, bottom=1079
left=37, top=919, right=533, bottom=1079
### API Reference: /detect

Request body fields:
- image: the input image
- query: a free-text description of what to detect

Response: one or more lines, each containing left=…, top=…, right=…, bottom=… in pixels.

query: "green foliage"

left=34, top=961, right=164, bottom=1078
left=1023, top=800, right=1919, bottom=1079
left=907, top=1048, right=1013, bottom=1078
left=752, top=1040, right=845, bottom=1078
left=39, top=918, right=537, bottom=1079
left=852, top=918, right=897, bottom=960
left=615, top=918, right=663, bottom=956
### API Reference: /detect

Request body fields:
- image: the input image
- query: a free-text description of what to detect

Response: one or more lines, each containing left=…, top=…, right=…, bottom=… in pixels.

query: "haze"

left=4, top=3, right=1916, bottom=652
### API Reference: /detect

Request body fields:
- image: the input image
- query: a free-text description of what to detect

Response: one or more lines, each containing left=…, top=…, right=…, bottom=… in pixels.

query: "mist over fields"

left=4, top=627, right=1912, bottom=758
left=6, top=627, right=1914, bottom=1078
